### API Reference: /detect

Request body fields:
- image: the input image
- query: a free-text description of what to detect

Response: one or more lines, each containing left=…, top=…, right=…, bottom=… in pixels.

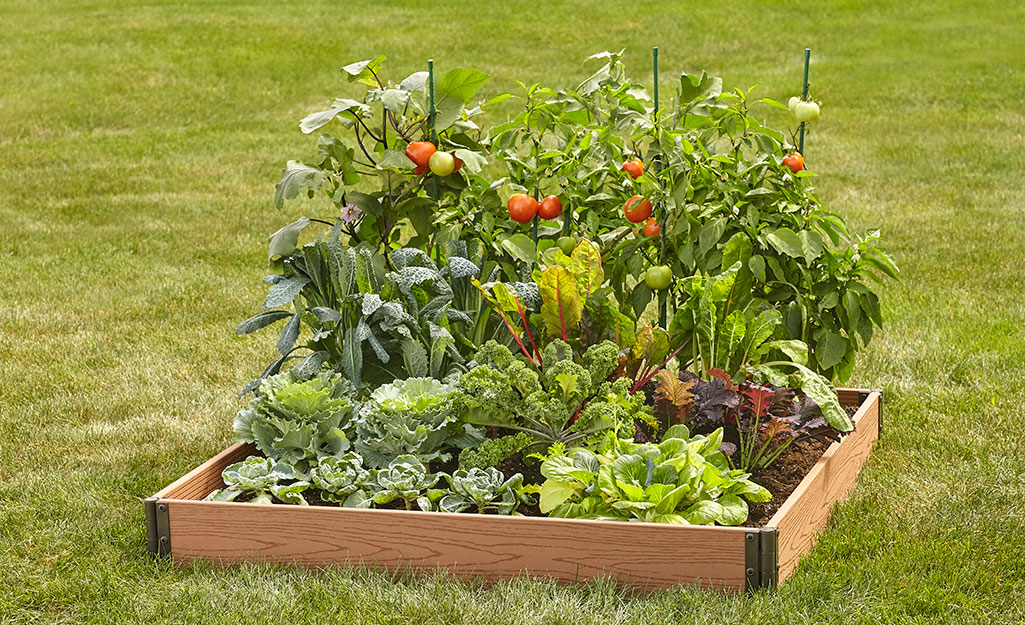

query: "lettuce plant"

left=308, top=452, right=372, bottom=507
left=233, top=370, right=355, bottom=477
left=206, top=456, right=310, bottom=505
left=367, top=455, right=439, bottom=510
left=436, top=468, right=530, bottom=515
left=538, top=426, right=770, bottom=525
left=354, top=377, right=480, bottom=468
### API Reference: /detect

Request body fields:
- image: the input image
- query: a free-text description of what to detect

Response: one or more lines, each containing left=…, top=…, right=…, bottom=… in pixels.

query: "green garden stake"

left=798, top=48, right=810, bottom=155
left=428, top=59, right=441, bottom=266
left=654, top=46, right=668, bottom=328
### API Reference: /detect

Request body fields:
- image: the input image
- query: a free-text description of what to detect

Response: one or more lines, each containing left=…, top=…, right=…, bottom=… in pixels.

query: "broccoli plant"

left=233, top=370, right=355, bottom=477
left=308, top=452, right=372, bottom=507
left=538, top=425, right=769, bottom=525
left=435, top=468, right=531, bottom=515
left=367, top=455, right=440, bottom=510
left=206, top=456, right=310, bottom=505
left=354, top=377, right=482, bottom=468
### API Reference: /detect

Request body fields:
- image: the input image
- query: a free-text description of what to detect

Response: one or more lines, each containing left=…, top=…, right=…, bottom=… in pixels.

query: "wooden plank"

left=156, top=443, right=254, bottom=501
left=769, top=391, right=880, bottom=580
left=166, top=500, right=749, bottom=590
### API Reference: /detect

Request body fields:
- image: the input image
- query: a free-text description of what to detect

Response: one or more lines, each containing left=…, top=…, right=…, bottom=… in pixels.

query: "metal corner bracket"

left=744, top=526, right=779, bottom=592
left=144, top=497, right=171, bottom=557
left=858, top=389, right=885, bottom=437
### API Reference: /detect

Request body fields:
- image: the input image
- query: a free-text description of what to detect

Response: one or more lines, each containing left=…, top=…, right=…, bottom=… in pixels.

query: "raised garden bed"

left=145, top=389, right=880, bottom=592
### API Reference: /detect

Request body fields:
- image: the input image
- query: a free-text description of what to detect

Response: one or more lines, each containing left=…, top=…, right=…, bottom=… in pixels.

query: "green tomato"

left=429, top=151, right=455, bottom=176
left=645, top=265, right=673, bottom=290
left=557, top=236, right=578, bottom=256
left=787, top=96, right=800, bottom=111
left=794, top=101, right=820, bottom=122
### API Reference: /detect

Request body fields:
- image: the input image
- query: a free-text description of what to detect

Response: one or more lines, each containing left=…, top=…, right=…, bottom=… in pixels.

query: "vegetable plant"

left=206, top=456, right=310, bottom=505
left=367, top=455, right=440, bottom=510
left=435, top=468, right=531, bottom=515
left=538, top=425, right=770, bottom=525
left=308, top=452, right=373, bottom=507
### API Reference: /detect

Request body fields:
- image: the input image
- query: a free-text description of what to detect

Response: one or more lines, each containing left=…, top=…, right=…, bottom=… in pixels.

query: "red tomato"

left=621, top=158, right=644, bottom=179
left=624, top=195, right=653, bottom=223
left=413, top=163, right=429, bottom=176
left=643, top=218, right=661, bottom=237
left=405, top=141, right=436, bottom=168
left=538, top=196, right=563, bottom=220
left=507, top=194, right=539, bottom=224
left=782, top=152, right=804, bottom=174
left=452, top=154, right=463, bottom=173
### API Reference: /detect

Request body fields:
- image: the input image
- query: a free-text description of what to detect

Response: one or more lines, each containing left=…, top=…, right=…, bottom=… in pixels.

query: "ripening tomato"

left=643, top=218, right=661, bottom=237
left=452, top=154, right=463, bottom=173
left=538, top=195, right=563, bottom=220
left=624, top=195, right=653, bottom=223
left=405, top=141, right=436, bottom=168
left=507, top=194, right=538, bottom=224
left=645, top=265, right=673, bottom=290
left=794, top=101, right=820, bottom=122
left=621, top=158, right=643, bottom=179
left=782, top=152, right=804, bottom=174
left=557, top=236, right=578, bottom=256
left=413, top=164, right=429, bottom=176
left=429, top=151, right=455, bottom=176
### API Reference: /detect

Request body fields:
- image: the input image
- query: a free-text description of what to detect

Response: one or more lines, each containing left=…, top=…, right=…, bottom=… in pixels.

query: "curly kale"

left=454, top=339, right=643, bottom=451
left=458, top=432, right=533, bottom=470
left=233, top=370, right=355, bottom=477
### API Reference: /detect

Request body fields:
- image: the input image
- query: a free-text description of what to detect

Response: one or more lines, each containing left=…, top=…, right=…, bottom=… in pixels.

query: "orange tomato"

left=624, top=195, right=653, bottom=223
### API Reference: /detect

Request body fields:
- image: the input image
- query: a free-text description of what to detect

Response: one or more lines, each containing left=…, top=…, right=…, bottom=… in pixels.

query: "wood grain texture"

left=157, top=443, right=254, bottom=500
left=166, top=500, right=748, bottom=589
left=149, top=390, right=880, bottom=590
left=769, top=391, right=880, bottom=580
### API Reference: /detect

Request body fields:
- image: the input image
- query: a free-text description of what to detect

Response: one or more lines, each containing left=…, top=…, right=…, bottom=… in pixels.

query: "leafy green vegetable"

left=206, top=456, right=310, bottom=505
left=538, top=426, right=769, bottom=525
left=435, top=468, right=531, bottom=515
left=458, top=432, right=533, bottom=470
left=308, top=452, right=372, bottom=507
left=454, top=340, right=643, bottom=451
left=368, top=455, right=439, bottom=511
left=354, top=377, right=481, bottom=468
left=233, top=370, right=355, bottom=477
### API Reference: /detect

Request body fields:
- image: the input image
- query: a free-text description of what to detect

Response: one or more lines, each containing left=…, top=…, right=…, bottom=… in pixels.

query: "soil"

left=275, top=402, right=861, bottom=528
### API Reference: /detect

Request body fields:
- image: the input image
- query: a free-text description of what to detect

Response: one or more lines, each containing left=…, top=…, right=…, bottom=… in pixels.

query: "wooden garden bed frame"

left=145, top=389, right=881, bottom=592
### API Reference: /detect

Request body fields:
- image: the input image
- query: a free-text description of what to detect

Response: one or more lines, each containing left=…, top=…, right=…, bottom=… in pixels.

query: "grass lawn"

left=2, top=0, right=1024, bottom=622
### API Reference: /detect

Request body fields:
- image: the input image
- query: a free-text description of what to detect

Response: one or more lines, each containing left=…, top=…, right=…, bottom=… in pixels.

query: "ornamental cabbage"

left=368, top=455, right=439, bottom=510
left=234, top=370, right=355, bottom=477
left=205, top=455, right=310, bottom=505
left=354, top=377, right=481, bottom=468
left=436, top=468, right=531, bottom=515
left=308, top=452, right=372, bottom=507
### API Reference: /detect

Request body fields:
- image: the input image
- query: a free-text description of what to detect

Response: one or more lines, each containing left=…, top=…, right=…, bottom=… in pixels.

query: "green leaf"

left=698, top=218, right=726, bottom=258
left=276, top=314, right=301, bottom=355
left=263, top=276, right=310, bottom=309
left=377, top=149, right=415, bottom=170
left=787, top=363, right=852, bottom=431
left=399, top=71, right=428, bottom=92
left=236, top=310, right=293, bottom=336
left=798, top=230, right=824, bottom=263
left=434, top=68, right=489, bottom=131
left=748, top=255, right=766, bottom=282
left=267, top=217, right=311, bottom=263
left=499, top=233, right=536, bottom=265
left=539, top=266, right=582, bottom=340
left=300, top=99, right=367, bottom=134
left=721, top=233, right=753, bottom=269
left=716, top=494, right=748, bottom=526
left=539, top=480, right=579, bottom=514
left=273, top=163, right=325, bottom=210
left=816, top=331, right=848, bottom=370
left=342, top=55, right=386, bottom=87
left=765, top=339, right=808, bottom=365
left=379, top=88, right=409, bottom=113
left=715, top=311, right=746, bottom=370
left=765, top=227, right=803, bottom=259
left=452, top=148, right=487, bottom=174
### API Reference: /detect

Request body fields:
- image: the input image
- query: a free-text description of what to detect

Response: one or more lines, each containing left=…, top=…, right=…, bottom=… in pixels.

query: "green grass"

left=2, top=0, right=1024, bottom=622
